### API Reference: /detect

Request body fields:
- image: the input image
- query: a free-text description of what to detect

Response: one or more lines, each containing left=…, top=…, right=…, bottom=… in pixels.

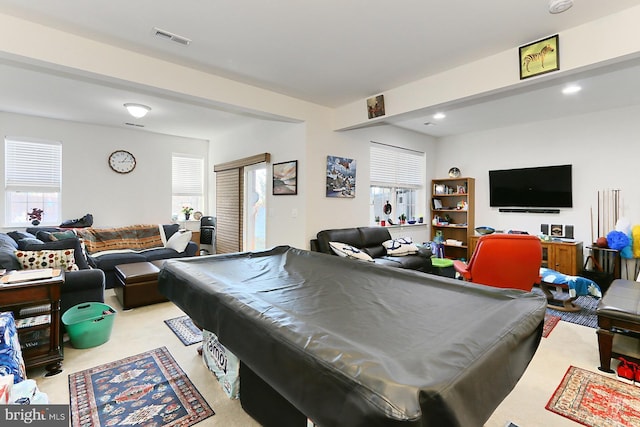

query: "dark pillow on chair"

left=21, top=238, right=89, bottom=270
left=7, top=231, right=36, bottom=243
left=363, top=246, right=386, bottom=258
left=35, top=231, right=54, bottom=242
left=163, top=224, right=181, bottom=240
left=17, top=238, right=44, bottom=250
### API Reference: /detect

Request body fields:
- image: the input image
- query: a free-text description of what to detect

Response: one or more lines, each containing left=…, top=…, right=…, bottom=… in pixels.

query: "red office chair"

left=453, top=234, right=542, bottom=291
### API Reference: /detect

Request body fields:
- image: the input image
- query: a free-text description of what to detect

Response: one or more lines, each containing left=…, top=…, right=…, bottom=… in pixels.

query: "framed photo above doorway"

left=519, top=34, right=559, bottom=80
left=366, top=94, right=385, bottom=119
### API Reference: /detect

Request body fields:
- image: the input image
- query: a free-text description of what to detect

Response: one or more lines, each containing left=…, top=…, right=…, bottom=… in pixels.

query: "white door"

left=244, top=163, right=267, bottom=251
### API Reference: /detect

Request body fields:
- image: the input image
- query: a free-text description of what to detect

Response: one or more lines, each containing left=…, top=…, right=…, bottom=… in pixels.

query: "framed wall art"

left=272, top=160, right=297, bottom=195
left=326, top=156, right=356, bottom=198
left=366, top=94, right=385, bottom=119
left=519, top=34, right=559, bottom=80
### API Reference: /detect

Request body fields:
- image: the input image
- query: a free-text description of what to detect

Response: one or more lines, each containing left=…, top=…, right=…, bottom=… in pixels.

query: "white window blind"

left=172, top=154, right=204, bottom=196
left=370, top=142, right=423, bottom=188
left=5, top=139, right=61, bottom=192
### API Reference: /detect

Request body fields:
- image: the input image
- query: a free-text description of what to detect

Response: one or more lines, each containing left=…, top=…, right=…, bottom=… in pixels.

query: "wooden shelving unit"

left=430, top=177, right=475, bottom=260
left=0, top=271, right=64, bottom=376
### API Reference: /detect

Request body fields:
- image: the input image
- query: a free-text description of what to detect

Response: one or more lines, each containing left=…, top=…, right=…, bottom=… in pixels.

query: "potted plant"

left=181, top=205, right=194, bottom=220
left=375, top=215, right=380, bottom=224
left=27, top=208, right=44, bottom=226
left=399, top=213, right=406, bottom=225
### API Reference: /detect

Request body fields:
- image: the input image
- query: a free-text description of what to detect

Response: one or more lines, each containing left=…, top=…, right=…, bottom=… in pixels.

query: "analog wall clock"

left=108, top=150, right=136, bottom=174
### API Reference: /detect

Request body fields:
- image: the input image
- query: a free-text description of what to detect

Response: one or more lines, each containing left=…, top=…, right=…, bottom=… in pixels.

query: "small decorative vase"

left=185, top=213, right=190, bottom=220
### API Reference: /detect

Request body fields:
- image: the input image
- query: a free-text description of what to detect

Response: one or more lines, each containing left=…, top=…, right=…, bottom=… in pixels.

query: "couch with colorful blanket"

left=26, top=224, right=197, bottom=289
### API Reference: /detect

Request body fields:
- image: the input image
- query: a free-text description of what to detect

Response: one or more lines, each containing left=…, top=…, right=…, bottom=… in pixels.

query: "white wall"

left=0, top=112, right=208, bottom=228
left=212, top=117, right=437, bottom=248
left=435, top=104, right=640, bottom=255
left=210, top=119, right=307, bottom=249
left=306, top=124, right=438, bottom=245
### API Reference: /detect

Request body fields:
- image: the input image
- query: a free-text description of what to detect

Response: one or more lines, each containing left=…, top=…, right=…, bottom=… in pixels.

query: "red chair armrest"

left=453, top=260, right=471, bottom=280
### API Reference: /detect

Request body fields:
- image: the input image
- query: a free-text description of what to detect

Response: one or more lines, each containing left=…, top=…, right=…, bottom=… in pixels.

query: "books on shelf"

left=19, top=304, right=51, bottom=316
left=15, top=315, right=51, bottom=329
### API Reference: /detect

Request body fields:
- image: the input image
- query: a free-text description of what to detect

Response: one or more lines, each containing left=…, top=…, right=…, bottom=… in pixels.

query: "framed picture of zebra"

left=519, top=34, right=559, bottom=79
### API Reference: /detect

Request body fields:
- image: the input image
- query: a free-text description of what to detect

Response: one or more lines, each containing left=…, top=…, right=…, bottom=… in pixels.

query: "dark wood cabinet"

left=0, top=271, right=64, bottom=376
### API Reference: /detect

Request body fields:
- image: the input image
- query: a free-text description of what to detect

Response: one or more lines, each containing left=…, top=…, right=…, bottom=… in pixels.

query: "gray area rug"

left=164, top=315, right=203, bottom=345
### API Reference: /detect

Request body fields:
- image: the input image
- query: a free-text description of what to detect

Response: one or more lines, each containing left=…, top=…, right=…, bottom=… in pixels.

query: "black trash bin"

left=200, top=216, right=216, bottom=252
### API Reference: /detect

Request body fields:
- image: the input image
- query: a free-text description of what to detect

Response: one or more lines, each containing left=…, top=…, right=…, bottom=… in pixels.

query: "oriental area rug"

left=68, top=346, right=214, bottom=427
left=546, top=366, right=640, bottom=427
left=543, top=314, right=561, bottom=338
left=164, top=315, right=203, bottom=346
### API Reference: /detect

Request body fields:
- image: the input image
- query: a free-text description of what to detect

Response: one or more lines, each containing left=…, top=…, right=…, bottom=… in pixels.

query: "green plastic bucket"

left=62, top=302, right=116, bottom=349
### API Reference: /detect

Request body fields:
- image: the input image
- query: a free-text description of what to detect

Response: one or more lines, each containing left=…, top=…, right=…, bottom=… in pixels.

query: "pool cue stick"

left=590, top=206, right=594, bottom=244
left=597, top=190, right=600, bottom=238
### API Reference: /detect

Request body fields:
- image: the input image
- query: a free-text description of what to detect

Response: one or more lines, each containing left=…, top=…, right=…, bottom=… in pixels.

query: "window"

left=172, top=154, right=204, bottom=219
left=370, top=142, right=424, bottom=224
left=4, top=138, right=62, bottom=226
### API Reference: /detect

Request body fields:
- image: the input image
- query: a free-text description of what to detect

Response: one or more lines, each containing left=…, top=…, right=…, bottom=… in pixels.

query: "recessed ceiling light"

left=433, top=112, right=446, bottom=120
left=548, top=0, right=573, bottom=14
left=562, top=85, right=582, bottom=95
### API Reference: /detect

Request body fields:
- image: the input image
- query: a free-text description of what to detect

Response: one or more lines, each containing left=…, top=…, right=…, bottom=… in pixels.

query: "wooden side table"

left=0, top=269, right=64, bottom=376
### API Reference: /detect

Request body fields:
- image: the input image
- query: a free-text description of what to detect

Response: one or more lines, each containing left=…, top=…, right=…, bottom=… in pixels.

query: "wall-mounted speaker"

left=565, top=225, right=574, bottom=239
left=541, top=224, right=549, bottom=235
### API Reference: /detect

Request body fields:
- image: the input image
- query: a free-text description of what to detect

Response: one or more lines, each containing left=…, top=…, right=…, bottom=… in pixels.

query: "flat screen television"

left=489, top=164, right=573, bottom=208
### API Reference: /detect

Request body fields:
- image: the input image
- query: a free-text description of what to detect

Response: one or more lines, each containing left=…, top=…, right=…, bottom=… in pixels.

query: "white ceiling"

left=1, top=0, right=640, bottom=139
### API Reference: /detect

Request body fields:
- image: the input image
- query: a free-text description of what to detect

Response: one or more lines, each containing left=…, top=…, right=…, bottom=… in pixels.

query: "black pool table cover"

left=158, top=246, right=546, bottom=427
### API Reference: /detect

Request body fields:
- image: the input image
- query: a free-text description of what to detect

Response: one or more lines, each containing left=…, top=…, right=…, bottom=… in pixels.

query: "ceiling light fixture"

left=548, top=0, right=573, bottom=14
left=433, top=112, right=446, bottom=120
left=124, top=103, right=151, bottom=118
left=562, top=84, right=582, bottom=95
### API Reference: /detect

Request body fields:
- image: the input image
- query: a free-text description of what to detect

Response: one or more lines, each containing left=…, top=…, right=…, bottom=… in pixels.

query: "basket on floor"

left=61, top=302, right=116, bottom=349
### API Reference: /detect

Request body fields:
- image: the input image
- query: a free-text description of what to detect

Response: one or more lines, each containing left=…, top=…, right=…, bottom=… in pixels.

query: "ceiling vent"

left=125, top=122, right=145, bottom=128
left=152, top=27, right=191, bottom=46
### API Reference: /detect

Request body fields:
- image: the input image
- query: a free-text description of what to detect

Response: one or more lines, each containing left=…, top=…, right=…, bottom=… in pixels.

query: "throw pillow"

left=16, top=238, right=43, bottom=250
left=15, top=249, right=79, bottom=271
left=21, top=239, right=89, bottom=270
left=165, top=230, right=192, bottom=252
left=383, top=237, right=419, bottom=256
left=7, top=231, right=36, bottom=243
left=34, top=231, right=54, bottom=242
left=50, top=230, right=77, bottom=241
left=329, top=241, right=374, bottom=262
